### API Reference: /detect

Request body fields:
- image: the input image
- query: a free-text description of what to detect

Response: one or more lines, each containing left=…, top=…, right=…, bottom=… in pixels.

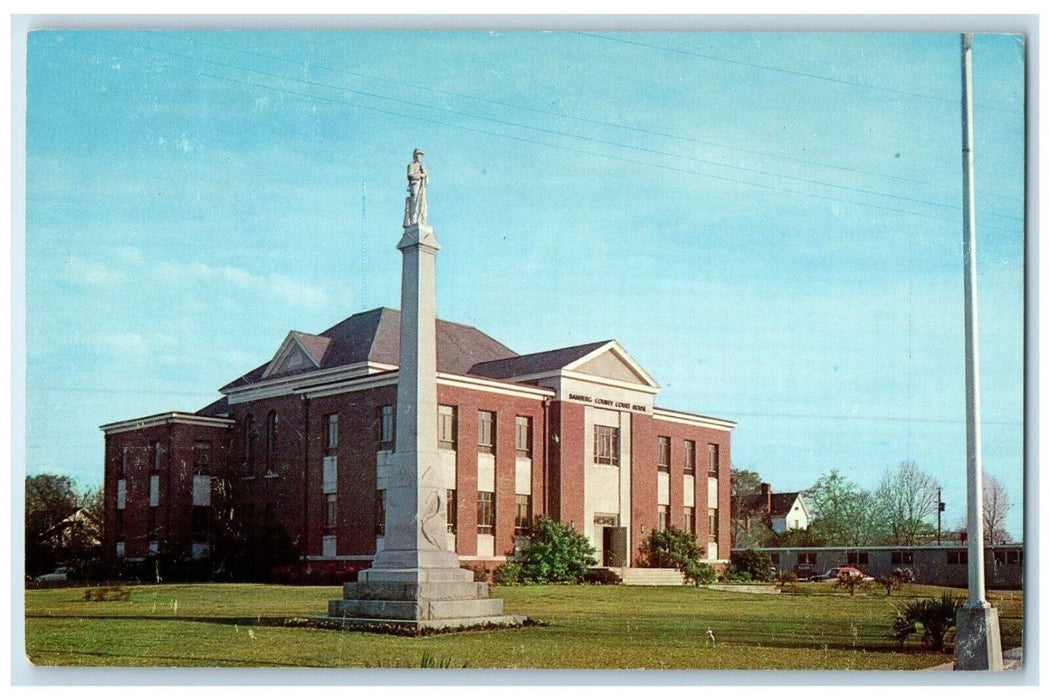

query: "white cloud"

left=59, top=256, right=124, bottom=286
left=153, top=259, right=329, bottom=308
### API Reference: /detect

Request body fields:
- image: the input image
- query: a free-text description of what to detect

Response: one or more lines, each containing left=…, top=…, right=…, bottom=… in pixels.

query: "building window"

left=438, top=405, right=456, bottom=449
left=192, top=506, right=209, bottom=543
left=152, top=440, right=163, bottom=471
left=683, top=440, right=696, bottom=475
left=657, top=505, right=670, bottom=532
left=116, top=479, right=127, bottom=510
left=847, top=551, right=869, bottom=566
left=243, top=414, right=255, bottom=476
left=515, top=416, right=532, bottom=458
left=446, top=489, right=457, bottom=534
left=684, top=506, right=696, bottom=535
left=119, top=446, right=128, bottom=476
left=193, top=441, right=212, bottom=475
left=798, top=552, right=817, bottom=565
left=657, top=436, right=671, bottom=472
left=115, top=508, right=125, bottom=540
left=770, top=552, right=780, bottom=566
left=515, top=494, right=531, bottom=535
left=326, top=414, right=339, bottom=450
left=149, top=474, right=160, bottom=507
left=322, top=455, right=338, bottom=495
left=375, top=490, right=386, bottom=536
left=477, top=411, right=495, bottom=454
left=891, top=550, right=915, bottom=566
left=326, top=494, right=338, bottom=530
left=947, top=550, right=968, bottom=565
left=115, top=541, right=125, bottom=558
left=266, top=411, right=278, bottom=471
left=477, top=491, right=495, bottom=535
left=1008, top=550, right=1023, bottom=564
left=707, top=443, right=720, bottom=476
left=708, top=508, right=718, bottom=543
left=378, top=405, right=395, bottom=451
left=594, top=425, right=620, bottom=466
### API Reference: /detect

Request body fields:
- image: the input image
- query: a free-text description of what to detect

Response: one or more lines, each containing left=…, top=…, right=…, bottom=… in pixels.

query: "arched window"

left=266, top=410, right=278, bottom=472
left=243, top=414, right=255, bottom=476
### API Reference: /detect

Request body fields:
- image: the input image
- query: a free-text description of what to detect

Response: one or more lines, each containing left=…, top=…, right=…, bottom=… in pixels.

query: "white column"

left=364, top=222, right=462, bottom=576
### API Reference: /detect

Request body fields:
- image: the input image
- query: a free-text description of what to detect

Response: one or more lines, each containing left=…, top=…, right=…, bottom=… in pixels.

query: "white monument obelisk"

left=953, top=34, right=1003, bottom=671
left=329, top=150, right=519, bottom=630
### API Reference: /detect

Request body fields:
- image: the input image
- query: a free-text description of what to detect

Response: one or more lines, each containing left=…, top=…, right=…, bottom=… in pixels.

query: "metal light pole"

left=953, top=32, right=1003, bottom=671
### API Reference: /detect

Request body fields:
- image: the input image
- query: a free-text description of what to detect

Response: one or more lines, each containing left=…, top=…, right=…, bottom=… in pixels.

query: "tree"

left=730, top=467, right=766, bottom=547
left=982, top=472, right=1011, bottom=545
left=806, top=470, right=886, bottom=546
left=26, top=474, right=80, bottom=576
left=875, top=461, right=940, bottom=545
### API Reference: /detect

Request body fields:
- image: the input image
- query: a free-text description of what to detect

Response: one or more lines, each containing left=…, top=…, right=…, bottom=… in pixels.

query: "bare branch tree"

left=982, top=471, right=1011, bottom=545
left=874, top=461, right=940, bottom=545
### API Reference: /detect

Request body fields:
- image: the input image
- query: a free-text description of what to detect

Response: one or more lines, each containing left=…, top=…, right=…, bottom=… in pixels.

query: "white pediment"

left=564, top=341, right=659, bottom=390
left=262, top=332, right=324, bottom=379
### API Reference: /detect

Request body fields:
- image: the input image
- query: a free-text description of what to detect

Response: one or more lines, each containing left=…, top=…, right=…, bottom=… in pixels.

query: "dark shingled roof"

left=196, top=396, right=230, bottom=417
left=469, top=340, right=611, bottom=380
left=769, top=492, right=803, bottom=517
left=744, top=491, right=804, bottom=517
left=220, top=307, right=517, bottom=392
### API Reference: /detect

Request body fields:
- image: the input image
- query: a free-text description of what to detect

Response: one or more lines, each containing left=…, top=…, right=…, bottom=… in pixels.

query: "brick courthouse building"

left=102, top=196, right=735, bottom=579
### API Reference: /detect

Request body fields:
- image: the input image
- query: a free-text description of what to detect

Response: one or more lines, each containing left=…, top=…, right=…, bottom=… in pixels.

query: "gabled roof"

left=769, top=492, right=804, bottom=518
left=220, top=307, right=517, bottom=392
left=470, top=339, right=659, bottom=390
left=469, top=340, right=611, bottom=380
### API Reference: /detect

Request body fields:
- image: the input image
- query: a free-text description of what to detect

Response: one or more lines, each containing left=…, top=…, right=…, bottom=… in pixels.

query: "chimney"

left=760, top=483, right=772, bottom=513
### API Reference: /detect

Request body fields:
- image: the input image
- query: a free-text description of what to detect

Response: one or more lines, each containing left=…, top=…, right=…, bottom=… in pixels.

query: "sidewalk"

left=924, top=647, right=1022, bottom=671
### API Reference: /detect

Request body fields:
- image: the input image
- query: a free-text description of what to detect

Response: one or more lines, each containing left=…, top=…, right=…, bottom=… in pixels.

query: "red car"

left=821, top=566, right=875, bottom=582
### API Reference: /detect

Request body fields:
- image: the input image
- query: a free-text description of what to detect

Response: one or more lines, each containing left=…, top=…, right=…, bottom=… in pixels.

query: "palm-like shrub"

left=892, top=593, right=964, bottom=651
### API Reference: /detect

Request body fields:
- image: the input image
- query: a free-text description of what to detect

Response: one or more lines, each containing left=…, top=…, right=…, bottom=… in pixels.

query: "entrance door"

left=593, top=514, right=619, bottom=566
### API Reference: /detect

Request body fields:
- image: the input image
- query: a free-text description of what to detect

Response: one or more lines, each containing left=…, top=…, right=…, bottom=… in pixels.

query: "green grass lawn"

left=24, top=581, right=1023, bottom=670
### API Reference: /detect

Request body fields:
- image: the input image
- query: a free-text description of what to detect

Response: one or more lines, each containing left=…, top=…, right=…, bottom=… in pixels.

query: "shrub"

left=728, top=549, right=774, bottom=582
left=516, top=516, right=597, bottom=583
left=777, top=570, right=800, bottom=596
left=582, top=568, right=623, bottom=585
left=492, top=562, right=523, bottom=584
left=464, top=563, right=491, bottom=582
left=683, top=561, right=718, bottom=586
left=640, top=526, right=703, bottom=569
left=833, top=571, right=872, bottom=596
left=83, top=585, right=130, bottom=602
left=877, top=567, right=915, bottom=596
left=892, top=593, right=964, bottom=651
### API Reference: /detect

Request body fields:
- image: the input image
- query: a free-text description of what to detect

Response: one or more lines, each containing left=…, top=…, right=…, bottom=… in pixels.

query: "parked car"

left=821, top=566, right=875, bottom=582
left=792, top=563, right=819, bottom=581
left=34, top=567, right=73, bottom=583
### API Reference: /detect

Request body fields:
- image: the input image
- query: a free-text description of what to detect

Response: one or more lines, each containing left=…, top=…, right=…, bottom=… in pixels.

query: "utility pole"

left=937, top=487, right=943, bottom=545
left=953, top=32, right=1003, bottom=671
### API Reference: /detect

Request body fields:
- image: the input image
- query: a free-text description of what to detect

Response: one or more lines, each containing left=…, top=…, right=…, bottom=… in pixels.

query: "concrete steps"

left=613, top=567, right=686, bottom=586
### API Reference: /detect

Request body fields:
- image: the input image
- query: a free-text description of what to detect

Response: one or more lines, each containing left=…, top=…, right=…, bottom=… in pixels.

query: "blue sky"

left=22, top=30, right=1026, bottom=539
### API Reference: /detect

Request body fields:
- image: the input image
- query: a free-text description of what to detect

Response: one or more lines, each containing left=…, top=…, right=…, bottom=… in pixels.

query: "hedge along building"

left=100, top=155, right=736, bottom=577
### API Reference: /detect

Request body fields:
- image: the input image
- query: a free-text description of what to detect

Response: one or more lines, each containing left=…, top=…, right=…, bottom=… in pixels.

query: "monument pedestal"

left=328, top=567, right=524, bottom=631
left=954, top=603, right=1004, bottom=671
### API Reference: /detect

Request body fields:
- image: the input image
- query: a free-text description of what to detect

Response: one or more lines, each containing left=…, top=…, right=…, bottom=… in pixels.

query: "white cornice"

left=296, top=373, right=399, bottom=399
left=100, top=412, right=235, bottom=435
left=652, top=407, right=736, bottom=431
left=437, top=372, right=554, bottom=400
left=501, top=368, right=660, bottom=395
left=224, top=361, right=397, bottom=404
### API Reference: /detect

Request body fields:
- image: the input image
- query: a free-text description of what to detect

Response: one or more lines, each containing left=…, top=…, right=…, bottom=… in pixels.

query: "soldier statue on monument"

left=404, top=148, right=428, bottom=227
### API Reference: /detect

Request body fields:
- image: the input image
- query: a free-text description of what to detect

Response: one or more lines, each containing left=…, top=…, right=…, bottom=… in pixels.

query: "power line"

left=122, top=35, right=1021, bottom=225
left=574, top=31, right=1017, bottom=116
left=180, top=33, right=1020, bottom=206
left=86, top=37, right=1021, bottom=235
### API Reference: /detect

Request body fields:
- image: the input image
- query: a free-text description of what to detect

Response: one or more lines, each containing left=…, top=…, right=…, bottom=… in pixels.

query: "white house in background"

left=745, top=483, right=811, bottom=534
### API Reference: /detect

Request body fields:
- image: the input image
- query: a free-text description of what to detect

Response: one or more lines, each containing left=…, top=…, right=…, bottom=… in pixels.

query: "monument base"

left=324, top=566, right=525, bottom=634
left=954, top=603, right=1004, bottom=671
